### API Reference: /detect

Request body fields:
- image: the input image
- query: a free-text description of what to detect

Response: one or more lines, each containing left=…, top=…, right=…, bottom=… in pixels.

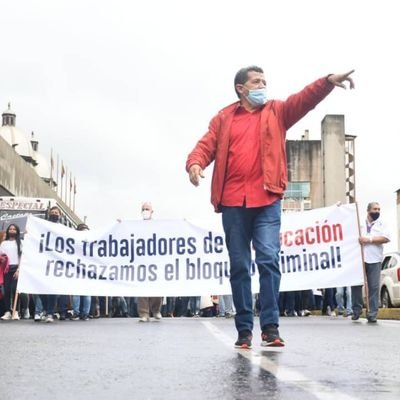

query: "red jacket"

left=0, top=253, right=9, bottom=285
left=186, top=77, right=334, bottom=212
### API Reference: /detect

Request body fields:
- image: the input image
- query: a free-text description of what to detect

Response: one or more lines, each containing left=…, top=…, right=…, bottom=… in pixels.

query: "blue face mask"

left=247, top=88, right=268, bottom=106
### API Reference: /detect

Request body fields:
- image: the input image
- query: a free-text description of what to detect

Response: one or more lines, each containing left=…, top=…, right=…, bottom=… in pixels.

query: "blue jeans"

left=222, top=201, right=282, bottom=333
left=188, top=296, right=200, bottom=314
left=33, top=294, right=44, bottom=315
left=165, top=297, right=176, bottom=315
left=72, top=296, right=91, bottom=316
left=46, top=295, right=58, bottom=315
left=322, top=288, right=335, bottom=313
left=335, top=286, right=352, bottom=313
left=286, top=291, right=302, bottom=316
left=219, top=295, right=234, bottom=316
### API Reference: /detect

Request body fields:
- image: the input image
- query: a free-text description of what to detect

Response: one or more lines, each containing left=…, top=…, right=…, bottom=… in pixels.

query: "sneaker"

left=261, top=325, right=285, bottom=347
left=45, top=315, right=54, bottom=323
left=367, top=317, right=377, bottom=324
left=234, top=330, right=253, bottom=349
left=23, top=309, right=30, bottom=319
left=70, top=314, right=80, bottom=321
left=81, top=314, right=90, bottom=321
left=326, top=306, right=335, bottom=316
left=139, top=316, right=150, bottom=322
left=1, top=311, right=12, bottom=320
left=351, top=312, right=361, bottom=321
left=153, top=312, right=162, bottom=321
left=34, top=313, right=42, bottom=322
left=343, top=311, right=353, bottom=318
left=12, top=311, right=20, bottom=320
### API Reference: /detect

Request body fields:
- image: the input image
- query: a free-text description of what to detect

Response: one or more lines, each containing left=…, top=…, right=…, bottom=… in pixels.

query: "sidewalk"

left=312, top=308, right=400, bottom=320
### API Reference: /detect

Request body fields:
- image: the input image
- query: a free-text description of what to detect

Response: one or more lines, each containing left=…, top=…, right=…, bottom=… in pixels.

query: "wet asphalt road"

left=1, top=316, right=400, bottom=400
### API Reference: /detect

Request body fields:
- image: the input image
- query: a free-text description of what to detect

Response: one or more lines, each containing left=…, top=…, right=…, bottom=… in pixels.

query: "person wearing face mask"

left=34, top=206, right=68, bottom=323
left=71, top=224, right=92, bottom=321
left=351, top=202, right=390, bottom=323
left=137, top=202, right=163, bottom=322
left=186, top=66, right=355, bottom=349
left=0, top=223, right=25, bottom=320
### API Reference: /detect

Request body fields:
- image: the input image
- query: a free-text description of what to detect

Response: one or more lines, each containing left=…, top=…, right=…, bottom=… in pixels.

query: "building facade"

left=283, top=114, right=356, bottom=212
left=0, top=104, right=82, bottom=227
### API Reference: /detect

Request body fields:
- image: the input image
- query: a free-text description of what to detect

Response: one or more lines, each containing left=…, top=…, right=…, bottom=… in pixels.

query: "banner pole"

left=355, top=201, right=369, bottom=314
left=12, top=291, right=19, bottom=319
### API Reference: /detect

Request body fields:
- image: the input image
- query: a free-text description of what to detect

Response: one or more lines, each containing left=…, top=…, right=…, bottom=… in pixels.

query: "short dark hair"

left=76, top=223, right=89, bottom=231
left=234, top=65, right=264, bottom=98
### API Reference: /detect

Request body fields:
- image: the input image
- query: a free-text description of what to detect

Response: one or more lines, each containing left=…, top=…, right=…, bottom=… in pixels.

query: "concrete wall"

left=286, top=140, right=323, bottom=208
left=321, top=115, right=347, bottom=206
left=0, top=135, right=82, bottom=225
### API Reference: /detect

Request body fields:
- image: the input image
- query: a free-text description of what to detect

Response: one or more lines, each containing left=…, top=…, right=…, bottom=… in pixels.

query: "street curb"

left=311, top=308, right=400, bottom=320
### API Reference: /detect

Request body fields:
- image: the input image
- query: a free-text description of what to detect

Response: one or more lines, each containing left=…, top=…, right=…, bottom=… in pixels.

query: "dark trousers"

left=3, top=266, right=18, bottom=312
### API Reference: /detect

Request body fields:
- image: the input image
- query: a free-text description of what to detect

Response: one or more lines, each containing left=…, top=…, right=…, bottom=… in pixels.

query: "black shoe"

left=351, top=312, right=360, bottom=321
left=81, top=314, right=90, bottom=321
left=261, top=325, right=285, bottom=347
left=70, top=314, right=80, bottom=321
left=367, top=317, right=377, bottom=323
left=234, top=330, right=252, bottom=349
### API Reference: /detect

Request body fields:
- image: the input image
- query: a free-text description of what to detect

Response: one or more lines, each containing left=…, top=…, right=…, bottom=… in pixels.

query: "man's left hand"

left=328, top=70, right=355, bottom=89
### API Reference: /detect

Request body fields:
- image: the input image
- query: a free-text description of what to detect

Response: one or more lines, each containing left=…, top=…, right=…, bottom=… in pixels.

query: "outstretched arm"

left=282, top=69, right=355, bottom=129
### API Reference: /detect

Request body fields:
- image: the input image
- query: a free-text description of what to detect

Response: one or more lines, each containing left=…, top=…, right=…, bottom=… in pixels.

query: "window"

left=284, top=182, right=310, bottom=199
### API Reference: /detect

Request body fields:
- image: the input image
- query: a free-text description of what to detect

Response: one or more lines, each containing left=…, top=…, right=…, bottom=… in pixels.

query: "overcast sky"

left=1, top=0, right=399, bottom=250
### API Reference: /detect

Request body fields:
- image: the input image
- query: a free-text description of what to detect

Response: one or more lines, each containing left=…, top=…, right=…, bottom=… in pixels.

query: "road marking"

left=202, top=321, right=360, bottom=400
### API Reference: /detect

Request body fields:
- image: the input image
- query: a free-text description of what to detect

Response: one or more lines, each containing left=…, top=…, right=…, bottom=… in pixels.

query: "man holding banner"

left=351, top=202, right=390, bottom=323
left=186, top=66, right=355, bottom=348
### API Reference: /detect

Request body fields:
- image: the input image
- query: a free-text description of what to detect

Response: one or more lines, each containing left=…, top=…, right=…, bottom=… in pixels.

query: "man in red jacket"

left=186, top=66, right=354, bottom=349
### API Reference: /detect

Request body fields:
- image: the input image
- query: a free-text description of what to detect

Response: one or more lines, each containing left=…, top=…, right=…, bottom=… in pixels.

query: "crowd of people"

left=0, top=201, right=391, bottom=338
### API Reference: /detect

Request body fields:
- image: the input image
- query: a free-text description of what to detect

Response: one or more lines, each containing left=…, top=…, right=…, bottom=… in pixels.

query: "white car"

left=380, top=252, right=400, bottom=308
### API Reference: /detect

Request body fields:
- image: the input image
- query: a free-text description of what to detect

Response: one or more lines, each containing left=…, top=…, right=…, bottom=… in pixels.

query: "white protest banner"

left=279, top=203, right=364, bottom=291
left=18, top=217, right=231, bottom=296
left=17, top=204, right=364, bottom=296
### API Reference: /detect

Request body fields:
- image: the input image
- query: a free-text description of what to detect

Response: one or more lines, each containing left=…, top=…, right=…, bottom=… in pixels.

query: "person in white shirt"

left=0, top=223, right=23, bottom=320
left=351, top=202, right=390, bottom=323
